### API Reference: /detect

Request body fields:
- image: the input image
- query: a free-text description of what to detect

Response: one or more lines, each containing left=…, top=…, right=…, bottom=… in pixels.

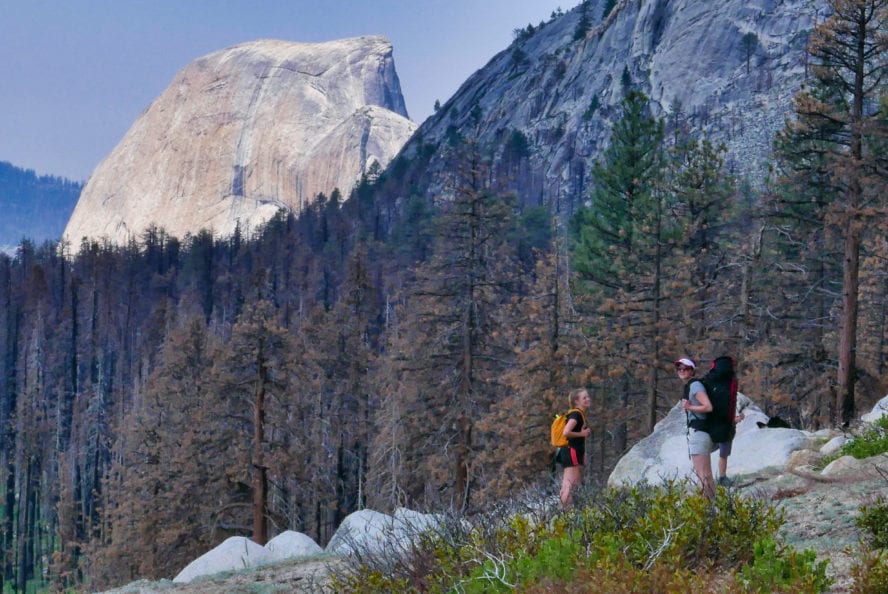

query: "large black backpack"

left=686, top=355, right=738, bottom=443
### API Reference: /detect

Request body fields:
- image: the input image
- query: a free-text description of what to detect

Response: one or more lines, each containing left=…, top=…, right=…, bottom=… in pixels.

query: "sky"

left=1, top=0, right=572, bottom=182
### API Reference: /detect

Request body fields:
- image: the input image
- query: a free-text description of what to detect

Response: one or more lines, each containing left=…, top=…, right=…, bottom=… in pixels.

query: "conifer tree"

left=571, top=90, right=671, bottom=438
left=90, top=316, right=227, bottom=584
left=376, top=141, right=519, bottom=511
left=476, top=238, right=593, bottom=495
left=219, top=300, right=298, bottom=545
left=667, top=138, right=739, bottom=345
left=774, top=0, right=888, bottom=424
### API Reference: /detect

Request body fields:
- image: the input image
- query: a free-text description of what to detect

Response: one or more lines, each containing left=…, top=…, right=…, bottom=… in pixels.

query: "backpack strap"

left=567, top=408, right=587, bottom=431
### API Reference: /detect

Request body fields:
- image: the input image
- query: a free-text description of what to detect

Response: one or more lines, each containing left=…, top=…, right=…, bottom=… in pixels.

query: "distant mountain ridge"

left=0, top=161, right=81, bottom=252
left=63, top=36, right=417, bottom=246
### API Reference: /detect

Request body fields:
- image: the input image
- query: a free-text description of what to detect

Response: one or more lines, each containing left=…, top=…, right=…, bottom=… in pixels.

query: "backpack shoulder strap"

left=567, top=407, right=587, bottom=428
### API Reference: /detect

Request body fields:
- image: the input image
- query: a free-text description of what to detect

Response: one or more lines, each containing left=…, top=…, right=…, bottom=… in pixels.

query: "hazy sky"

left=1, top=0, right=571, bottom=182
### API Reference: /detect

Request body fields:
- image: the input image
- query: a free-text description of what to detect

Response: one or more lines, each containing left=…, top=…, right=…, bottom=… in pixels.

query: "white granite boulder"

left=173, top=536, right=271, bottom=583
left=822, top=453, right=888, bottom=478
left=325, top=507, right=442, bottom=555
left=608, top=393, right=814, bottom=487
left=325, top=509, right=394, bottom=555
left=265, top=530, right=323, bottom=562
left=820, top=435, right=847, bottom=457
left=861, top=395, right=888, bottom=423
left=392, top=507, right=441, bottom=536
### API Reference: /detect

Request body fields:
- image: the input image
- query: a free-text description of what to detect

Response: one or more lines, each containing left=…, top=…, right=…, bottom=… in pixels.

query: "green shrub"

left=333, top=482, right=833, bottom=593
left=858, top=498, right=888, bottom=549
left=739, top=537, right=832, bottom=593
left=841, top=416, right=888, bottom=460
left=818, top=417, right=888, bottom=469
left=511, top=530, right=581, bottom=584
left=579, top=481, right=783, bottom=571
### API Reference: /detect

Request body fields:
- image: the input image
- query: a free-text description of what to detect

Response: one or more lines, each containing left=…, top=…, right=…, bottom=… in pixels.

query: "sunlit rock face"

left=63, top=36, right=416, bottom=246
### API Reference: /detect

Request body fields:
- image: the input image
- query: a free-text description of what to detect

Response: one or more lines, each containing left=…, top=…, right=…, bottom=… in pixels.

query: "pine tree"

left=571, top=90, right=672, bottom=438
left=375, top=142, right=519, bottom=511
left=219, top=300, right=299, bottom=545
left=773, top=0, right=888, bottom=424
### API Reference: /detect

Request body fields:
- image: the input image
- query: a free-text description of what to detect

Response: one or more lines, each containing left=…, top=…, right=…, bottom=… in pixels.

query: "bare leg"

left=561, top=466, right=582, bottom=508
left=718, top=456, right=727, bottom=479
left=691, top=454, right=715, bottom=498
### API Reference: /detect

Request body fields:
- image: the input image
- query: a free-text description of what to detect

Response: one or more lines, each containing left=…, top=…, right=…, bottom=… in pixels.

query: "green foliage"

left=510, top=206, right=554, bottom=265
left=510, top=530, right=582, bottom=585
left=839, top=416, right=888, bottom=460
left=738, top=537, right=832, bottom=593
left=335, top=482, right=832, bottom=593
left=574, top=2, right=591, bottom=41
left=620, top=65, right=632, bottom=92
left=571, top=90, right=666, bottom=292
left=579, top=482, right=784, bottom=570
left=858, top=498, right=888, bottom=549
left=741, top=32, right=759, bottom=73
left=582, top=94, right=600, bottom=121
left=505, top=129, right=531, bottom=160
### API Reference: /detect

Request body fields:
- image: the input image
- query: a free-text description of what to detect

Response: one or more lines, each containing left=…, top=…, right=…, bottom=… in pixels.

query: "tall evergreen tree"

left=571, top=90, right=671, bottom=438
left=376, top=141, right=519, bottom=511
left=774, top=0, right=888, bottom=424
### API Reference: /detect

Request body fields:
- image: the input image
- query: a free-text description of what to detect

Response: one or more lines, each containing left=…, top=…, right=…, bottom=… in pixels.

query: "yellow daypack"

left=550, top=408, right=586, bottom=447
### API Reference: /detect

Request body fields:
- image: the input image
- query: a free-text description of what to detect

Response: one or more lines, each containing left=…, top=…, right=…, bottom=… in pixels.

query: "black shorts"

left=556, top=446, right=583, bottom=468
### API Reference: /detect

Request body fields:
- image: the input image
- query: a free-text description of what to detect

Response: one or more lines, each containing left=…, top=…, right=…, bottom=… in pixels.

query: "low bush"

left=841, top=416, right=888, bottom=460
left=738, top=537, right=831, bottom=593
left=331, top=481, right=833, bottom=593
left=817, top=416, right=888, bottom=469
left=858, top=498, right=888, bottom=549
left=852, top=550, right=888, bottom=594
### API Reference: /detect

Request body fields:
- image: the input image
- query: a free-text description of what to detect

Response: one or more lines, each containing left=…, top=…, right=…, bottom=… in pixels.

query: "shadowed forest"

left=2, top=3, right=887, bottom=591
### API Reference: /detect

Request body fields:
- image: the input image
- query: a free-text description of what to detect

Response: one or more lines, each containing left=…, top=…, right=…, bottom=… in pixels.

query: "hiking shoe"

left=717, top=476, right=731, bottom=487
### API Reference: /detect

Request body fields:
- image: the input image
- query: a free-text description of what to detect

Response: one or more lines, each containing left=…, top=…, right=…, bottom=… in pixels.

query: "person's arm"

left=692, top=389, right=713, bottom=413
left=562, top=416, right=591, bottom=438
left=682, top=385, right=713, bottom=414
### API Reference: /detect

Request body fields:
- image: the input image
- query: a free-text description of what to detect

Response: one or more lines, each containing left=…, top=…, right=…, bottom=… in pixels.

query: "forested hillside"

left=1, top=1, right=886, bottom=592
left=0, top=161, right=81, bottom=251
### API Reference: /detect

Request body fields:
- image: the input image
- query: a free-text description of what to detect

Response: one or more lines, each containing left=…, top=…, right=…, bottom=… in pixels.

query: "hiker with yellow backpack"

left=550, top=388, right=591, bottom=508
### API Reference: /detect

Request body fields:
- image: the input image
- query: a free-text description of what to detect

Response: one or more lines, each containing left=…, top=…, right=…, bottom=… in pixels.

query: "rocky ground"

left=99, top=556, right=341, bottom=593
left=100, top=457, right=888, bottom=594
left=752, top=461, right=888, bottom=593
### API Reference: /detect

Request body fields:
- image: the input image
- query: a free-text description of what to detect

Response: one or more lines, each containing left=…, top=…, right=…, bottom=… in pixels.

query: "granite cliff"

left=63, top=36, right=416, bottom=245
left=401, top=0, right=825, bottom=210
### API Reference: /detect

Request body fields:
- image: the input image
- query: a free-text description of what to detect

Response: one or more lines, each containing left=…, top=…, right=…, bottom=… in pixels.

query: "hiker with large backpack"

left=676, top=357, right=716, bottom=498
left=551, top=388, right=591, bottom=508
left=699, top=355, right=744, bottom=486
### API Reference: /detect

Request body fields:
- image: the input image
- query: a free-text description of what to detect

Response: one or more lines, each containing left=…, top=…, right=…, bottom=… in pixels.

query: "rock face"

left=607, top=394, right=827, bottom=487
left=63, top=37, right=416, bottom=245
left=402, top=0, right=824, bottom=206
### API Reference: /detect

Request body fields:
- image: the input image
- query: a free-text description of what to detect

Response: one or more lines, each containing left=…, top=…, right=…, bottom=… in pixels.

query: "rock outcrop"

left=607, top=393, right=837, bottom=487
left=169, top=508, right=440, bottom=584
left=401, top=0, right=825, bottom=206
left=173, top=536, right=271, bottom=583
left=63, top=37, right=416, bottom=246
